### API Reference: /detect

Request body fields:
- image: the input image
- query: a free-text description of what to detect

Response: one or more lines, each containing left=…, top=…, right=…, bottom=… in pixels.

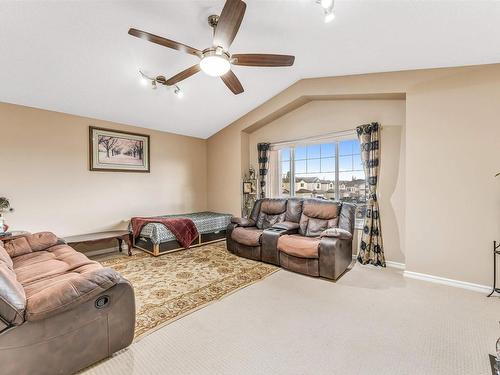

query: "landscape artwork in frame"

left=89, top=126, right=150, bottom=172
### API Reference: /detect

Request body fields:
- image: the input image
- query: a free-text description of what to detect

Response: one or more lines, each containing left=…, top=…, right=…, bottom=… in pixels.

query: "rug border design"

left=99, top=243, right=279, bottom=341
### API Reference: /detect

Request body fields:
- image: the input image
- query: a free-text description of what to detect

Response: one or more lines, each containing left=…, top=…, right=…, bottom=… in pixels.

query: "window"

left=278, top=138, right=366, bottom=205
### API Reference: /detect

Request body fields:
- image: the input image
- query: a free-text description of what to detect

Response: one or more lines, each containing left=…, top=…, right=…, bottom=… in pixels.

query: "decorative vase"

left=0, top=214, right=4, bottom=234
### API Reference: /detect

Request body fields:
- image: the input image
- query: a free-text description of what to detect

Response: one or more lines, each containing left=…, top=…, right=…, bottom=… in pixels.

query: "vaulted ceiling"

left=1, top=1, right=500, bottom=138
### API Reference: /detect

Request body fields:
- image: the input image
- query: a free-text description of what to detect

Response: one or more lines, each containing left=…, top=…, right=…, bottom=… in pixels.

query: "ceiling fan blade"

left=165, top=65, right=201, bottom=86
left=231, top=54, right=295, bottom=67
left=128, top=28, right=202, bottom=57
left=221, top=70, right=244, bottom=95
left=213, top=0, right=247, bottom=50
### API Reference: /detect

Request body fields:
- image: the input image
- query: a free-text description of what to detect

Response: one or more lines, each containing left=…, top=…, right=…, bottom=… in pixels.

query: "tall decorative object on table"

left=0, top=197, right=14, bottom=234
left=241, top=167, right=257, bottom=218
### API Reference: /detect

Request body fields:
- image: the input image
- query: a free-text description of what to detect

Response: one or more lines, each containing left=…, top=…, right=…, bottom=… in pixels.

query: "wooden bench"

left=64, top=230, right=133, bottom=256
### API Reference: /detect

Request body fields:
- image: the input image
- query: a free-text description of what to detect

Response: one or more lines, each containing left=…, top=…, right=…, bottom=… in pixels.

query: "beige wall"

left=0, top=102, right=207, bottom=237
left=207, top=64, right=500, bottom=286
left=248, top=100, right=406, bottom=263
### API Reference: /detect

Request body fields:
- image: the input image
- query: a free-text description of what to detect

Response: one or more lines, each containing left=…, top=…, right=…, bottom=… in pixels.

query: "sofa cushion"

left=24, top=266, right=120, bottom=322
left=285, top=198, right=303, bottom=223
left=3, top=232, right=59, bottom=258
left=10, top=243, right=120, bottom=321
left=302, top=200, right=339, bottom=220
left=299, top=201, right=340, bottom=237
left=255, top=199, right=287, bottom=229
left=260, top=199, right=287, bottom=215
left=277, top=234, right=320, bottom=259
left=0, top=243, right=26, bottom=325
left=231, top=227, right=264, bottom=247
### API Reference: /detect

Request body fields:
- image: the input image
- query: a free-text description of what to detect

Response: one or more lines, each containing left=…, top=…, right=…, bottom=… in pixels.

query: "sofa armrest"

left=320, top=228, right=352, bottom=240
left=318, top=236, right=353, bottom=280
left=230, top=217, right=256, bottom=227
left=271, top=221, right=300, bottom=232
left=25, top=268, right=122, bottom=321
left=261, top=224, right=298, bottom=266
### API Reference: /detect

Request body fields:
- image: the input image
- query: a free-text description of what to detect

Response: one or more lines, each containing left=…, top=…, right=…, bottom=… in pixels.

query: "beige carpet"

left=85, top=253, right=499, bottom=375
left=98, top=242, right=277, bottom=338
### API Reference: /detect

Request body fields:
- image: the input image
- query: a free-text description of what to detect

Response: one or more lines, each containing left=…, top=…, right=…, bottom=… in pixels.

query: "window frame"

left=277, top=137, right=364, bottom=202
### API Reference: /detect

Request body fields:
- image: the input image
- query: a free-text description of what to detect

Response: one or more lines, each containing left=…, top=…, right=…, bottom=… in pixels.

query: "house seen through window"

left=277, top=139, right=367, bottom=226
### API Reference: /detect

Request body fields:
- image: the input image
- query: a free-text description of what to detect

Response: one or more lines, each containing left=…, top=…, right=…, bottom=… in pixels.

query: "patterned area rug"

left=99, top=241, right=278, bottom=339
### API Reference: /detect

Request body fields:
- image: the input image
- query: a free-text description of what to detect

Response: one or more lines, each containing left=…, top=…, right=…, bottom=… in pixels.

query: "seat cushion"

left=12, top=244, right=120, bottom=321
left=231, top=227, right=264, bottom=247
left=277, top=234, right=320, bottom=259
left=0, top=243, right=26, bottom=325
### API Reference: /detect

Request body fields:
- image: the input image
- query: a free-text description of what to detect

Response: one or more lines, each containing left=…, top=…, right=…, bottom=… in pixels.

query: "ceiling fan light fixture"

left=200, top=49, right=231, bottom=77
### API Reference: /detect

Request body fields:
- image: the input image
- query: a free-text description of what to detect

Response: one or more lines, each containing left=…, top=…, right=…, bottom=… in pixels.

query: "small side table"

left=64, top=230, right=133, bottom=256
left=0, top=231, right=30, bottom=242
left=487, top=241, right=500, bottom=297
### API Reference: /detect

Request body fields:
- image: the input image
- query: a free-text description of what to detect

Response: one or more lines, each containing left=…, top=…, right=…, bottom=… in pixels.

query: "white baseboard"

left=385, top=261, right=405, bottom=270
left=352, top=254, right=406, bottom=270
left=403, top=270, right=490, bottom=294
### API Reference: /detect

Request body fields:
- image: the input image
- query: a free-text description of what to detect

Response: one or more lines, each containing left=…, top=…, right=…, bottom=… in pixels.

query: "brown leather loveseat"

left=227, top=198, right=355, bottom=280
left=0, top=232, right=135, bottom=375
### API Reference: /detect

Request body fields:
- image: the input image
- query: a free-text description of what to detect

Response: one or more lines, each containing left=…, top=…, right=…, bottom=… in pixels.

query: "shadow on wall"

left=379, top=125, right=405, bottom=264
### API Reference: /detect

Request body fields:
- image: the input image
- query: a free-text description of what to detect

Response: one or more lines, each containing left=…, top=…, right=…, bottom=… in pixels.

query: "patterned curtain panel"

left=356, top=122, right=386, bottom=267
left=257, top=143, right=271, bottom=199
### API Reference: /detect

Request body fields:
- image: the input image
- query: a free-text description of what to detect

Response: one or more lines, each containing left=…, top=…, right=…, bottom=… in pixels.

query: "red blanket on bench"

left=130, top=217, right=199, bottom=249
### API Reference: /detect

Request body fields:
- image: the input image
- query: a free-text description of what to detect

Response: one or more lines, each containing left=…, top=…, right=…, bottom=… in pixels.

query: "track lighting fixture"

left=139, top=71, right=185, bottom=98
left=317, top=0, right=335, bottom=23
left=174, top=85, right=184, bottom=98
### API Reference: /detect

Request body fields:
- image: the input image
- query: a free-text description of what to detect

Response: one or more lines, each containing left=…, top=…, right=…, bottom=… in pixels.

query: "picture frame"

left=89, top=126, right=150, bottom=172
left=243, top=181, right=253, bottom=194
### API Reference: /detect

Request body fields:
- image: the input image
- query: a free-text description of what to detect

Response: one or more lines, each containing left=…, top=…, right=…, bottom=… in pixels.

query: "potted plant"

left=0, top=197, right=14, bottom=234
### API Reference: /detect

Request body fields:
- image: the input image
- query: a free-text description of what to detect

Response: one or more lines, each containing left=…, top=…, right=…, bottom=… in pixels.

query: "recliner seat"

left=227, top=198, right=355, bottom=280
left=0, top=232, right=135, bottom=375
left=227, top=198, right=287, bottom=260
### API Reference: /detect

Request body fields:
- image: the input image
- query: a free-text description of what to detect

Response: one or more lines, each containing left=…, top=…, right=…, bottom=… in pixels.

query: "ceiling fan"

left=128, top=0, right=295, bottom=95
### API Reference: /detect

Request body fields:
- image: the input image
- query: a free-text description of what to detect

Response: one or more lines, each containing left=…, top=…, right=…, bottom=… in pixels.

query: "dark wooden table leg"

left=127, top=233, right=133, bottom=256
left=117, top=238, right=123, bottom=253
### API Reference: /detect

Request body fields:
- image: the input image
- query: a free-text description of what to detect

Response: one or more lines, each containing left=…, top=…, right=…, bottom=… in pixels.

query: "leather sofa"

left=0, top=232, right=135, bottom=375
left=227, top=198, right=356, bottom=280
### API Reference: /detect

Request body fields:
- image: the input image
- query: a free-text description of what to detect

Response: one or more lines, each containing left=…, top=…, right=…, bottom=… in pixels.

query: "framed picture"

left=89, top=126, right=150, bottom=172
left=243, top=182, right=252, bottom=194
